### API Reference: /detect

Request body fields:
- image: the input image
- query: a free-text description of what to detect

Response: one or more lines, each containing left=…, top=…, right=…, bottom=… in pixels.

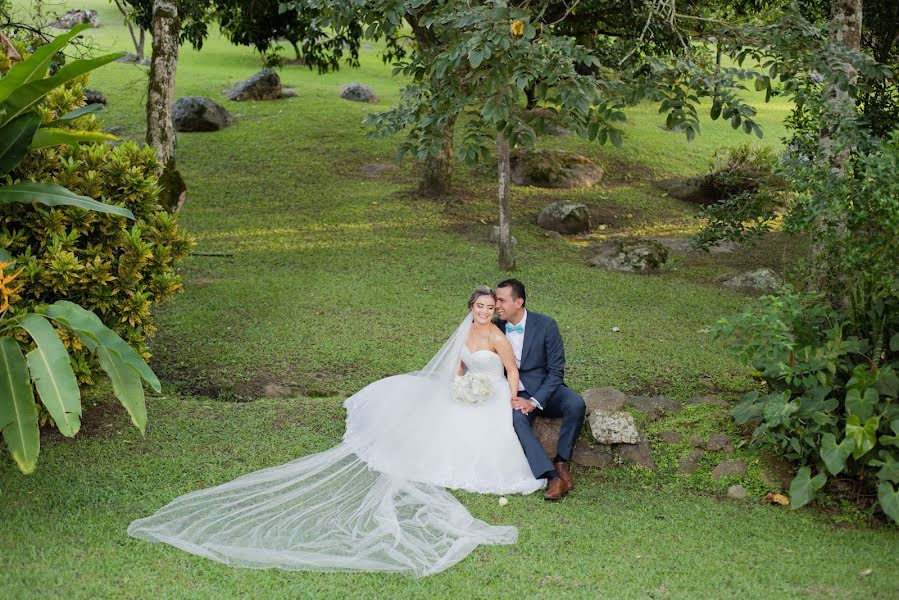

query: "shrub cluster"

left=1, top=78, right=192, bottom=388
left=717, top=287, right=898, bottom=522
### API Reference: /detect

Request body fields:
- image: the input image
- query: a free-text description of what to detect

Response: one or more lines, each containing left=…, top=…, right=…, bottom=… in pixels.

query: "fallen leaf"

left=611, top=326, right=620, bottom=333
left=859, top=568, right=873, bottom=577
left=498, top=497, right=509, bottom=506
left=763, top=492, right=790, bottom=505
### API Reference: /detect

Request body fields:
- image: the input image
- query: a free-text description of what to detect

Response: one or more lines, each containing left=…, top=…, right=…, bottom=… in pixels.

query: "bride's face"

left=470, top=295, right=496, bottom=325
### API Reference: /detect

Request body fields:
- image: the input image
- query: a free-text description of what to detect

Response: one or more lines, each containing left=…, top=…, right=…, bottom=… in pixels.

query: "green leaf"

left=876, top=366, right=899, bottom=398
left=17, top=314, right=81, bottom=437
left=0, top=24, right=93, bottom=103
left=0, top=336, right=39, bottom=474
left=609, top=131, right=623, bottom=147
left=468, top=48, right=483, bottom=69
left=878, top=482, right=899, bottom=523
left=0, top=181, right=134, bottom=219
left=710, top=100, right=722, bottom=120
left=845, top=387, right=879, bottom=422
left=873, top=455, right=899, bottom=483
left=820, top=433, right=853, bottom=475
left=30, top=128, right=116, bottom=150
left=0, top=111, right=41, bottom=175
left=891, top=333, right=899, bottom=352
left=0, top=248, right=10, bottom=262
left=44, top=301, right=160, bottom=392
left=44, top=103, right=104, bottom=127
left=97, top=347, right=146, bottom=435
left=845, top=415, right=879, bottom=459
left=0, top=52, right=124, bottom=128
left=789, top=466, right=827, bottom=509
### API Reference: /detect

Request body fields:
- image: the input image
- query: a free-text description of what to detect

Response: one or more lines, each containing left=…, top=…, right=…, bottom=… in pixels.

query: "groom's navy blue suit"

left=496, top=311, right=586, bottom=479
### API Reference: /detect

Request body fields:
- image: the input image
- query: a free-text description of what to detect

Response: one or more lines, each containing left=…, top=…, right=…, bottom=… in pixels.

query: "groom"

left=494, top=279, right=586, bottom=501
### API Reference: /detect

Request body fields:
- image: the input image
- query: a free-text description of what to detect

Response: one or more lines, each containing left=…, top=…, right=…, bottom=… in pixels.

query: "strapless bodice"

left=461, top=346, right=505, bottom=379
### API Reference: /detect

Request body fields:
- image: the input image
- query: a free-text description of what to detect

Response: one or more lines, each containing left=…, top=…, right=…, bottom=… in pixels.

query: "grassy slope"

left=2, top=2, right=897, bottom=598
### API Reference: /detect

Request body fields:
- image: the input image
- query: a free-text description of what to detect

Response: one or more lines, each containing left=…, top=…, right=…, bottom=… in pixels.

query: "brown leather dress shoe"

left=554, top=460, right=574, bottom=490
left=543, top=477, right=571, bottom=501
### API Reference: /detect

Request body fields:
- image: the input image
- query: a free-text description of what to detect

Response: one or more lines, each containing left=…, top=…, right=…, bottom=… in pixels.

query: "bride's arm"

left=491, top=331, right=520, bottom=396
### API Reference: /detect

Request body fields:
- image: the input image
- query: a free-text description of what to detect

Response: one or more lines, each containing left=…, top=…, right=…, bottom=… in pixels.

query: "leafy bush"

left=690, top=145, right=787, bottom=250
left=716, top=287, right=899, bottom=522
left=1, top=54, right=192, bottom=391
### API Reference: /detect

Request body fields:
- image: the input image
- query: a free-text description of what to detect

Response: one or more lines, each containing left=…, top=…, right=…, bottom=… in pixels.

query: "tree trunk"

left=496, top=131, right=516, bottom=271
left=418, top=116, right=455, bottom=196
left=819, top=0, right=863, bottom=163
left=810, top=0, right=863, bottom=285
left=407, top=11, right=455, bottom=195
left=146, top=0, right=185, bottom=213
left=136, top=28, right=146, bottom=61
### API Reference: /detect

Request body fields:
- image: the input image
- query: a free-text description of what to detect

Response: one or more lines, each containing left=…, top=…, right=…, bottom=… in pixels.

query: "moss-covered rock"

left=511, top=149, right=603, bottom=189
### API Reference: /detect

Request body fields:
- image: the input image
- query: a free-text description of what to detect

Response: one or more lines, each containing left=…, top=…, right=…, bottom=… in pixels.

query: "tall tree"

left=146, top=0, right=184, bottom=212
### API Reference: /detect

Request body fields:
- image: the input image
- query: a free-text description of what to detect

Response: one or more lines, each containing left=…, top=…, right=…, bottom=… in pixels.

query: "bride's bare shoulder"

left=489, top=327, right=512, bottom=351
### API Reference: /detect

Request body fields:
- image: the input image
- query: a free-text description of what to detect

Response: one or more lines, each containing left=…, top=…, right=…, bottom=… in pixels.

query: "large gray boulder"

left=583, top=387, right=627, bottom=415
left=511, top=149, right=603, bottom=189
left=589, top=410, right=641, bottom=445
left=49, top=9, right=99, bottom=29
left=225, top=69, right=283, bottom=101
left=588, top=239, right=669, bottom=273
left=173, top=97, right=233, bottom=132
left=536, top=202, right=592, bottom=235
left=84, top=89, right=107, bottom=105
left=723, top=268, right=781, bottom=292
left=340, top=83, right=379, bottom=103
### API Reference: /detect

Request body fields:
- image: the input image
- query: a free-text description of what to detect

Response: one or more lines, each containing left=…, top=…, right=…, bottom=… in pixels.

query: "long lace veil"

left=415, top=312, right=472, bottom=383
left=127, top=311, right=515, bottom=577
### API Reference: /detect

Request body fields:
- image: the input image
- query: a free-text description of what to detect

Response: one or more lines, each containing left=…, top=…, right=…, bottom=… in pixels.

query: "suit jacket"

left=495, top=311, right=566, bottom=407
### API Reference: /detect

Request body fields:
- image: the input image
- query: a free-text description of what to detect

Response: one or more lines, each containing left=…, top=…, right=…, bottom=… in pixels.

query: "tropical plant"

left=0, top=24, right=130, bottom=216
left=717, top=287, right=899, bottom=522
left=0, top=24, right=165, bottom=474
left=0, top=262, right=160, bottom=474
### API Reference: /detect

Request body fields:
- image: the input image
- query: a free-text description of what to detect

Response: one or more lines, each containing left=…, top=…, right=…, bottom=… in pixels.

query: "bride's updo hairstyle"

left=467, top=285, right=496, bottom=310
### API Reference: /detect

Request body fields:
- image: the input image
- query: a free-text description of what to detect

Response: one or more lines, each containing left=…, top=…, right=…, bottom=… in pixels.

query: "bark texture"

left=146, top=0, right=185, bottom=212
left=496, top=131, right=516, bottom=271
left=408, top=11, right=455, bottom=196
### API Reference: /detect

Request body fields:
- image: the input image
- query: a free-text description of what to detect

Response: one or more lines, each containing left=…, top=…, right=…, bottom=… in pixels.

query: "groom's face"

left=495, top=286, right=524, bottom=321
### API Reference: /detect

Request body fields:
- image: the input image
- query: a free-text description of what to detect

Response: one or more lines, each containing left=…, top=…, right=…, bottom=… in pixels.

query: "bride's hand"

left=511, top=396, right=535, bottom=414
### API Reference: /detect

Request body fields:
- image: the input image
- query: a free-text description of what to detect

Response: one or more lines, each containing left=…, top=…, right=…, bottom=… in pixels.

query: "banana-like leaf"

left=17, top=314, right=81, bottom=437
left=0, top=181, right=134, bottom=219
left=0, top=112, right=40, bottom=175
left=0, top=336, right=39, bottom=474
left=44, top=301, right=160, bottom=392
left=0, top=52, right=124, bottom=128
left=0, top=25, right=92, bottom=104
left=30, top=127, right=116, bottom=149
left=44, top=103, right=104, bottom=127
left=97, top=346, right=147, bottom=435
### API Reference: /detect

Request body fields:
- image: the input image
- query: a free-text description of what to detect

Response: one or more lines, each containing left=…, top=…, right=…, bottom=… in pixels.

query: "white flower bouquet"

left=452, top=372, right=493, bottom=405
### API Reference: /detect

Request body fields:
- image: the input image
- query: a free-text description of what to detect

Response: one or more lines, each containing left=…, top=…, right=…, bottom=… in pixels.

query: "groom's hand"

left=511, top=396, right=536, bottom=414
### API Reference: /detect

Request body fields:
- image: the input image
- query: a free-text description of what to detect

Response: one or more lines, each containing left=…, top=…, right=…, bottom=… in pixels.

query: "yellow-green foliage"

left=0, top=79, right=193, bottom=388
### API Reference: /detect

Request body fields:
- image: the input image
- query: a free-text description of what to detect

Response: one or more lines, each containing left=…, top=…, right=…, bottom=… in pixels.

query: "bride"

left=128, top=286, right=544, bottom=576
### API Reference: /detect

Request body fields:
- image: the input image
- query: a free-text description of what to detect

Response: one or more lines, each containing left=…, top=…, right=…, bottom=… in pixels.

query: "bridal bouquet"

left=452, top=372, right=493, bottom=405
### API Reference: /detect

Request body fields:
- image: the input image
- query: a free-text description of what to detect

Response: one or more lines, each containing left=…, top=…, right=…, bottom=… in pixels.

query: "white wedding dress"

left=128, top=316, right=543, bottom=576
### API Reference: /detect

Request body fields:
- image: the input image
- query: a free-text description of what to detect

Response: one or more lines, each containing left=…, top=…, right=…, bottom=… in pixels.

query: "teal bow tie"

left=505, top=323, right=524, bottom=334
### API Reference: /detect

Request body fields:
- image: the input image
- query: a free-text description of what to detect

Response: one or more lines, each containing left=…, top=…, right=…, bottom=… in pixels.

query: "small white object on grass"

left=611, top=326, right=620, bottom=333
left=498, top=497, right=508, bottom=506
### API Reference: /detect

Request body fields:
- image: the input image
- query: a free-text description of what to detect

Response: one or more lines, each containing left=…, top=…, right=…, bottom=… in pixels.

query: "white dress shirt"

left=505, top=310, right=543, bottom=410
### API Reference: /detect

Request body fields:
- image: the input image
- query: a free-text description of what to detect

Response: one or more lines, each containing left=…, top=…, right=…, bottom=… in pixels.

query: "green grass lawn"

left=2, top=1, right=898, bottom=598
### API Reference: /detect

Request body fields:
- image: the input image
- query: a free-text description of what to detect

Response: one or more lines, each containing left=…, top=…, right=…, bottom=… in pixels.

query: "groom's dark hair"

left=497, top=279, right=526, bottom=306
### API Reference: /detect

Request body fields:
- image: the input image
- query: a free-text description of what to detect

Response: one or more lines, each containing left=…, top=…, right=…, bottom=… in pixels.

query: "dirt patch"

left=39, top=391, right=146, bottom=441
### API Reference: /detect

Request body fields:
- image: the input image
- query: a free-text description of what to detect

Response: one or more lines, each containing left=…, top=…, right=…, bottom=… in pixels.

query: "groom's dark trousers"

left=497, top=311, right=586, bottom=479
left=514, top=386, right=585, bottom=479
